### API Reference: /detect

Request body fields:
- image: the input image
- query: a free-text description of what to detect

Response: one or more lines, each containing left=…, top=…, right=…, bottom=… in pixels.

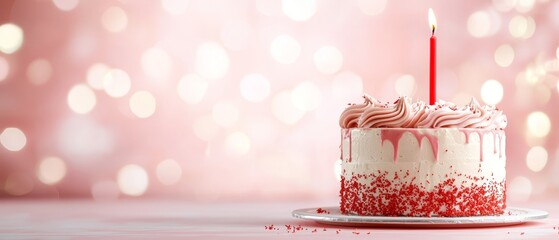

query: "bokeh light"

left=192, top=115, right=219, bottom=141
left=36, top=156, right=67, bottom=185
left=480, top=79, right=504, bottom=105
left=270, top=35, right=301, bottom=64
left=467, top=10, right=499, bottom=38
left=117, top=164, right=149, bottom=197
left=494, top=44, right=515, bottom=67
left=0, top=0, right=557, bottom=202
left=212, top=101, right=240, bottom=128
left=526, top=146, right=548, bottom=172
left=0, top=23, right=24, bottom=54
left=240, top=74, right=271, bottom=103
left=27, top=59, right=53, bottom=85
left=141, top=47, right=173, bottom=80
left=0, top=56, right=8, bottom=82
left=101, top=6, right=128, bottom=33
left=509, top=15, right=536, bottom=39
left=129, top=90, right=157, bottom=119
left=291, top=81, right=322, bottom=112
left=225, top=131, right=251, bottom=155
left=195, top=42, right=230, bottom=80
left=508, top=176, right=532, bottom=202
left=0, top=128, right=27, bottom=152
left=357, top=0, right=387, bottom=16
left=535, top=84, right=551, bottom=104
left=103, top=69, right=131, bottom=98
left=492, top=0, right=517, bottom=12
left=4, top=172, right=34, bottom=196
left=177, top=74, right=208, bottom=104
left=86, top=63, right=111, bottom=90
left=281, top=0, right=316, bottom=21
left=394, top=74, right=416, bottom=97
left=56, top=116, right=115, bottom=158
left=67, top=84, right=97, bottom=114
left=52, top=0, right=79, bottom=11
left=161, top=0, right=189, bottom=15
left=509, top=16, right=526, bottom=38
left=314, top=46, right=344, bottom=75
left=156, top=159, right=182, bottom=185
left=515, top=0, right=535, bottom=13
left=526, top=111, right=551, bottom=138
left=272, top=90, right=305, bottom=124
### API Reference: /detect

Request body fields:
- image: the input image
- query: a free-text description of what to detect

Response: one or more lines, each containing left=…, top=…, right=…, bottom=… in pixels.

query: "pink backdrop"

left=0, top=0, right=557, bottom=202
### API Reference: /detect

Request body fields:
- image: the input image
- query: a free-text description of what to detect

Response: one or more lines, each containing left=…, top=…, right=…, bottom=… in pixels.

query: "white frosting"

left=341, top=128, right=506, bottom=191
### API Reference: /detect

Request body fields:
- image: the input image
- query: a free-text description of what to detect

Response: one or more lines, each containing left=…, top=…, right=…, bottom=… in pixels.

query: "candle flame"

left=428, top=8, right=437, bottom=35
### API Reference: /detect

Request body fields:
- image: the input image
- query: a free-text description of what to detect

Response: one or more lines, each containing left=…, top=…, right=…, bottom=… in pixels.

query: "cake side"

left=338, top=96, right=508, bottom=217
left=340, top=128, right=506, bottom=217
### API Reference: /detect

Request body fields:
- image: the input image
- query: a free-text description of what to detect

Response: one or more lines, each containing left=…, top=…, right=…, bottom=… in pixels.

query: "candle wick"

left=431, top=26, right=435, bottom=36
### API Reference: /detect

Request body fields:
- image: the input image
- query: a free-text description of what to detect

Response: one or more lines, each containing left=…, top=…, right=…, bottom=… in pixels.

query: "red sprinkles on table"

left=265, top=225, right=373, bottom=235
left=316, top=207, right=331, bottom=214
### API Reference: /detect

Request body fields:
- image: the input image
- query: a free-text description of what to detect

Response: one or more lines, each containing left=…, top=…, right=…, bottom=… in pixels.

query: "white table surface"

left=0, top=199, right=557, bottom=239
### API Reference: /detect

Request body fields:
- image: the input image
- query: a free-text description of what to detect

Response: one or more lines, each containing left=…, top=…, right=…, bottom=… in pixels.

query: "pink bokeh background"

left=0, top=0, right=557, bottom=201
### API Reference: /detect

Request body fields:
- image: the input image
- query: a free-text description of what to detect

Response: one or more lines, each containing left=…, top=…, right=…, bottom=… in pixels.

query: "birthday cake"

left=339, top=96, right=507, bottom=217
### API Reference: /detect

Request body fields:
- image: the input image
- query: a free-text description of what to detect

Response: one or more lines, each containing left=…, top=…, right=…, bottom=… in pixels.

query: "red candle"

left=429, top=8, right=437, bottom=105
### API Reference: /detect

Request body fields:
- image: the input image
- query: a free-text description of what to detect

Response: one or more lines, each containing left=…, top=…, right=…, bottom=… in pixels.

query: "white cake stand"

left=292, top=206, right=548, bottom=228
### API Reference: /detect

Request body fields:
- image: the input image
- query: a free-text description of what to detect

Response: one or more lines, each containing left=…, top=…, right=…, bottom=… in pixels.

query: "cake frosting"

left=340, top=95, right=507, bottom=130
left=339, top=96, right=507, bottom=217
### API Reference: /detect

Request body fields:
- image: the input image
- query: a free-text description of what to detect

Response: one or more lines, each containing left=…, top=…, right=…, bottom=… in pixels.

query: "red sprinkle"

left=340, top=171, right=506, bottom=216
left=316, top=208, right=331, bottom=214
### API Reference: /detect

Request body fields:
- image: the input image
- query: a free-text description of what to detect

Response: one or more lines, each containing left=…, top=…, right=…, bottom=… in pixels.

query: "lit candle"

left=428, top=8, right=437, bottom=105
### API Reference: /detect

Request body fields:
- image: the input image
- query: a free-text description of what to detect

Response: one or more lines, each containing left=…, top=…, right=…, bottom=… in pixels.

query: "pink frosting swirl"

left=417, top=98, right=507, bottom=129
left=358, top=96, right=413, bottom=128
left=339, top=95, right=377, bottom=128
left=402, top=101, right=429, bottom=128
left=340, top=96, right=507, bottom=129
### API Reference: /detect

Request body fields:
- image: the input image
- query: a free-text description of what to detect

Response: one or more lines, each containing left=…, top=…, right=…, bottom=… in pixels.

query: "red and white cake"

left=339, top=96, right=507, bottom=217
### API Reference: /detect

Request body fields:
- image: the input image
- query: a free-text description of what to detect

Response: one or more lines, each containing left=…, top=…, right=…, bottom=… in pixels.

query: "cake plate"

left=292, top=207, right=548, bottom=228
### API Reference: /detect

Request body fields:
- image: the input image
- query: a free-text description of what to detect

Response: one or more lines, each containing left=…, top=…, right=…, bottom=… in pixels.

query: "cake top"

left=340, top=95, right=507, bottom=129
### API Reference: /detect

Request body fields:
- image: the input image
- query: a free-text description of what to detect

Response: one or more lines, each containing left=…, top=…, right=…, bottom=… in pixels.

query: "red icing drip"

left=463, top=130, right=471, bottom=144
left=479, top=131, right=484, bottom=161
left=422, top=133, right=439, bottom=161
left=497, top=132, right=503, bottom=158
left=458, top=129, right=505, bottom=161
left=339, top=131, right=343, bottom=160
left=348, top=130, right=352, bottom=162
left=341, top=129, right=352, bottom=162
left=379, top=129, right=406, bottom=162
left=493, top=132, right=497, bottom=154
left=380, top=129, right=439, bottom=162
left=340, top=172, right=506, bottom=217
left=458, top=129, right=483, bottom=160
